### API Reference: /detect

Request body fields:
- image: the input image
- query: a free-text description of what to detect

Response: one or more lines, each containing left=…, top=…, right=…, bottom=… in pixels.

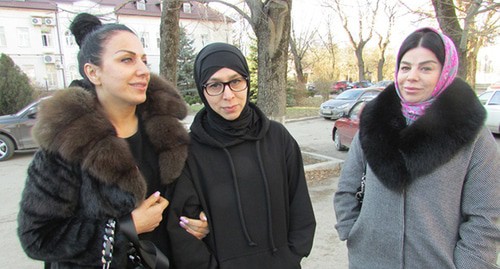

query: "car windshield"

left=336, top=90, right=362, bottom=100
left=490, top=91, right=500, bottom=105
left=478, top=91, right=494, bottom=105
left=15, top=102, right=36, bottom=117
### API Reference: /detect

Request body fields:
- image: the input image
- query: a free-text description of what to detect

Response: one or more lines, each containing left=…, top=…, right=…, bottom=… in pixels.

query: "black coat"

left=167, top=104, right=316, bottom=269
left=17, top=74, right=189, bottom=268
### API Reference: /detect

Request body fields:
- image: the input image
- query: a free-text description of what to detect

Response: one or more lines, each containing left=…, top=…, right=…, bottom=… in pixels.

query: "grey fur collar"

left=359, top=78, right=486, bottom=191
left=33, top=74, right=189, bottom=201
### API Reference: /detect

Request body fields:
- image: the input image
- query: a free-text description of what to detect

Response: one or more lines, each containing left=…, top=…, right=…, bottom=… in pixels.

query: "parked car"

left=370, top=80, right=393, bottom=90
left=0, top=97, right=50, bottom=161
left=332, top=101, right=366, bottom=151
left=350, top=80, right=373, bottom=89
left=319, top=88, right=381, bottom=120
left=478, top=88, right=500, bottom=134
left=331, top=81, right=352, bottom=94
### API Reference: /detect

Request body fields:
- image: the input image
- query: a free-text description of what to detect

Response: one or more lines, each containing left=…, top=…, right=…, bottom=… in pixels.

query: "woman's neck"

left=103, top=104, right=139, bottom=138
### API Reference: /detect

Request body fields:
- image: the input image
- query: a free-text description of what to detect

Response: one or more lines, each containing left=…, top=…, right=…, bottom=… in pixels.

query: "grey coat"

left=334, top=78, right=500, bottom=269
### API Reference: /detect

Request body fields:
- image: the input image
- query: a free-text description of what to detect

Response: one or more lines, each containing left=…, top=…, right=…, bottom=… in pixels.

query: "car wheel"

left=333, top=129, right=347, bottom=151
left=0, top=134, right=15, bottom=161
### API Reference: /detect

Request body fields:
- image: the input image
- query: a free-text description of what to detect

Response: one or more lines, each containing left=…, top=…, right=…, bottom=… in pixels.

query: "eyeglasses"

left=203, top=77, right=248, bottom=96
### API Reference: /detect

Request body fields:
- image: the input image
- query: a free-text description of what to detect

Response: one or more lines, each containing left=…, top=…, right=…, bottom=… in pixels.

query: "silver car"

left=319, top=88, right=381, bottom=120
left=478, top=88, right=500, bottom=134
left=0, top=97, right=50, bottom=161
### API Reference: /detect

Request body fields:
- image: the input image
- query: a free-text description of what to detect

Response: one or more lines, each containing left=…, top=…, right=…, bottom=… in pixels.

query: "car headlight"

left=337, top=103, right=349, bottom=109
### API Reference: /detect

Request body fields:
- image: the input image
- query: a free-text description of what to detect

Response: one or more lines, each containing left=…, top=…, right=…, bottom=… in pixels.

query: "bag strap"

left=121, top=215, right=170, bottom=269
left=355, top=158, right=367, bottom=204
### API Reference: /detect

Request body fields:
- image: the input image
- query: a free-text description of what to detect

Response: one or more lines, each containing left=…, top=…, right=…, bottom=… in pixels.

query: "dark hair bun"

left=70, top=13, right=102, bottom=47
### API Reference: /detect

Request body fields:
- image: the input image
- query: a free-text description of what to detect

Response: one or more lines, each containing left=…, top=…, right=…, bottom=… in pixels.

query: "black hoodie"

left=167, top=103, right=316, bottom=269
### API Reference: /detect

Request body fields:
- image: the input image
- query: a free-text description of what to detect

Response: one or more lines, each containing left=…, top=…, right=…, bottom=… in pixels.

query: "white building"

left=0, top=0, right=235, bottom=90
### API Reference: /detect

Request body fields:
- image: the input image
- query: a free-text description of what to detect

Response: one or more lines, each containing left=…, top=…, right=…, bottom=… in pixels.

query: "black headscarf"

left=193, top=43, right=261, bottom=142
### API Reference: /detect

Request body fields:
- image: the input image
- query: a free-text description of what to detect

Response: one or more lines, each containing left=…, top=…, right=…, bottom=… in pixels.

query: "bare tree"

left=430, top=0, right=499, bottom=85
left=289, top=24, right=317, bottom=86
left=160, top=0, right=182, bottom=84
left=374, top=2, right=397, bottom=82
left=195, top=0, right=292, bottom=121
left=325, top=0, right=381, bottom=81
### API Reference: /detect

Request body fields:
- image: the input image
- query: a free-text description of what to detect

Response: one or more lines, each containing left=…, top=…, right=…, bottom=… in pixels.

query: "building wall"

left=0, top=1, right=234, bottom=90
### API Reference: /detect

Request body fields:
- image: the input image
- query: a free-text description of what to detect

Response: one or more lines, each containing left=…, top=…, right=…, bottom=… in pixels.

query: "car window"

left=337, top=90, right=362, bottom=100
left=360, top=91, right=379, bottom=100
left=349, top=102, right=364, bottom=120
left=478, top=91, right=493, bottom=105
left=489, top=92, right=500, bottom=105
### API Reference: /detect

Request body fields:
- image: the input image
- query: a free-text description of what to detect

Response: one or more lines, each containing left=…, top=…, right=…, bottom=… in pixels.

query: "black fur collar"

left=33, top=74, right=189, bottom=201
left=359, top=78, right=486, bottom=191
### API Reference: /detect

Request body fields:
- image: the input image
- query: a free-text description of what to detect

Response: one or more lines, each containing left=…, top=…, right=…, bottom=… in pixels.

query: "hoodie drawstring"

left=223, top=148, right=257, bottom=247
left=222, top=143, right=277, bottom=253
left=256, top=141, right=277, bottom=253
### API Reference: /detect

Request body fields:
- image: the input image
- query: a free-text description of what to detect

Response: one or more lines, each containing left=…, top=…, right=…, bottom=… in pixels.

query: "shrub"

left=0, top=54, right=35, bottom=115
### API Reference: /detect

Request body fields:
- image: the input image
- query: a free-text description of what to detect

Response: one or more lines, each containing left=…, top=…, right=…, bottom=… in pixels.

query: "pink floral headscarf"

left=395, top=27, right=459, bottom=124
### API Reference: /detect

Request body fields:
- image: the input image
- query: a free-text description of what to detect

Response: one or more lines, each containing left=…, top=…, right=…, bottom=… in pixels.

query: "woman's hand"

left=179, top=211, right=209, bottom=240
left=132, top=191, right=169, bottom=234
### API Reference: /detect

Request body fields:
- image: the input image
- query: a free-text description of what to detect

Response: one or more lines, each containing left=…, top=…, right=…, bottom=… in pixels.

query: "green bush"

left=0, top=54, right=35, bottom=115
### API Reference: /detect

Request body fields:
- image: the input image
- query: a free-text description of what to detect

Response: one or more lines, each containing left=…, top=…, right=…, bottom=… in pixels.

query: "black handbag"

left=120, top=216, right=170, bottom=269
left=101, top=217, right=170, bottom=269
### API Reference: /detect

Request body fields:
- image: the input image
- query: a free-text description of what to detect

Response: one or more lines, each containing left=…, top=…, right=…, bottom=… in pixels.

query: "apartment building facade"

left=0, top=0, right=234, bottom=90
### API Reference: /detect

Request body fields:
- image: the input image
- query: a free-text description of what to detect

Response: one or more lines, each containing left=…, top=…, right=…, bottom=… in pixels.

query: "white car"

left=478, top=87, right=500, bottom=134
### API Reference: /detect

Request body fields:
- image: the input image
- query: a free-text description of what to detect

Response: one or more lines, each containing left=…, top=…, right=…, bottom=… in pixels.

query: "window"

left=478, top=92, right=493, bottom=105
left=0, top=27, right=6, bottom=47
left=490, top=92, right=500, bottom=105
left=140, top=32, right=149, bottom=49
left=156, top=33, right=161, bottom=49
left=68, top=65, right=81, bottom=82
left=17, top=27, right=30, bottom=47
left=65, top=30, right=75, bottom=46
left=45, top=65, right=58, bottom=87
left=42, top=32, right=53, bottom=47
left=182, top=3, right=192, bottom=13
left=136, top=0, right=146, bottom=10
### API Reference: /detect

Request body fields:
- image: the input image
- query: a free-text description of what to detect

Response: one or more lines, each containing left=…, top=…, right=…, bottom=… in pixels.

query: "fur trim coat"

left=17, top=74, right=189, bottom=268
left=334, top=78, right=500, bottom=269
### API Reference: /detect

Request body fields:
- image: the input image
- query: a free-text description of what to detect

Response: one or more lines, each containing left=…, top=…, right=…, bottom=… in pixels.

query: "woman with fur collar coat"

left=334, top=28, right=500, bottom=268
left=17, top=13, right=205, bottom=268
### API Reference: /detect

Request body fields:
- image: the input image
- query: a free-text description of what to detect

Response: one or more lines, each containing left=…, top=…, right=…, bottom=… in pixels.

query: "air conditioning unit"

left=43, top=55, right=55, bottom=64
left=43, top=17, right=55, bottom=26
left=31, top=17, right=42, bottom=25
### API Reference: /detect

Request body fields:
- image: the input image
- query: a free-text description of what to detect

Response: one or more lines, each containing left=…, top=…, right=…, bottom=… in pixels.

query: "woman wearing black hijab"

left=167, top=43, right=316, bottom=269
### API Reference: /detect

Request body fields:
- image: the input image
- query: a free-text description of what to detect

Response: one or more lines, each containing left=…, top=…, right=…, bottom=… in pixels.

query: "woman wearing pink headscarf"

left=334, top=27, right=500, bottom=268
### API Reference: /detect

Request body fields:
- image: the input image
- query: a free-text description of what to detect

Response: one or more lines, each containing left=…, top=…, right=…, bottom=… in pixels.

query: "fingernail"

left=202, top=215, right=207, bottom=221
left=154, top=191, right=160, bottom=197
left=180, top=217, right=189, bottom=224
left=179, top=221, right=186, bottom=228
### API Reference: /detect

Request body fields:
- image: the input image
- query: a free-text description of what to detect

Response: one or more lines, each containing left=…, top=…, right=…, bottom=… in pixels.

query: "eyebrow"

left=207, top=74, right=242, bottom=82
left=400, top=60, right=438, bottom=66
left=114, top=50, right=147, bottom=57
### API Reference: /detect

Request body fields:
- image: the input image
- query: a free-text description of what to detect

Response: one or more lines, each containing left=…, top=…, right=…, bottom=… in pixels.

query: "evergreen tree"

left=177, top=27, right=198, bottom=104
left=247, top=38, right=258, bottom=104
left=0, top=54, right=35, bottom=115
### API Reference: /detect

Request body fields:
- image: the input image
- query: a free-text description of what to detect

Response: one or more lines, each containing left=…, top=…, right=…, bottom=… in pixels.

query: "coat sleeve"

left=333, top=133, right=365, bottom=241
left=166, top=166, right=219, bottom=269
left=17, top=150, right=129, bottom=267
left=454, top=128, right=500, bottom=268
left=284, top=128, right=316, bottom=258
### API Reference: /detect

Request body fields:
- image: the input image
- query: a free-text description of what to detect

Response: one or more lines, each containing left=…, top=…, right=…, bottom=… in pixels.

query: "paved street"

left=1, top=117, right=499, bottom=268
